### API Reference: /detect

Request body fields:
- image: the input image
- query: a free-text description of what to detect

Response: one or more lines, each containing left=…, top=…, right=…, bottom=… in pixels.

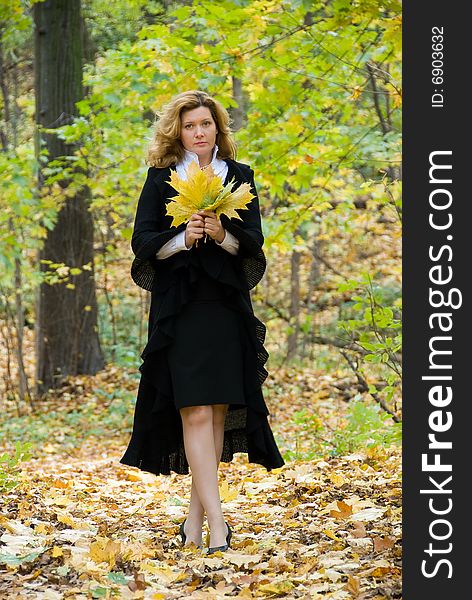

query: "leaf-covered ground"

left=0, top=364, right=401, bottom=599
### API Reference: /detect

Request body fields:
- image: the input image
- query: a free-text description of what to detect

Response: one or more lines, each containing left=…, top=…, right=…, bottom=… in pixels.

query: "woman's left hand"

left=198, top=210, right=225, bottom=243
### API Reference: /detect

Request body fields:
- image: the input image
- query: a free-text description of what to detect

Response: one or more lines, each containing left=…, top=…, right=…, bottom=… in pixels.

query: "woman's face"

left=180, top=106, right=218, bottom=162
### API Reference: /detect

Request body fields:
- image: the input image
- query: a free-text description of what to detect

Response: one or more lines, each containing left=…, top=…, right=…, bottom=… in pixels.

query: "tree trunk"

left=1, top=37, right=32, bottom=406
left=286, top=240, right=301, bottom=361
left=230, top=76, right=245, bottom=131
left=33, top=0, right=104, bottom=395
left=301, top=234, right=322, bottom=358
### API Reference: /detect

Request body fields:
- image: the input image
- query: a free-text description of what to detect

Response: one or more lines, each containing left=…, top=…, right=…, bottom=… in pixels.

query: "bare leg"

left=184, top=478, right=205, bottom=546
left=212, top=403, right=229, bottom=464
left=180, top=404, right=228, bottom=546
left=185, top=404, right=229, bottom=545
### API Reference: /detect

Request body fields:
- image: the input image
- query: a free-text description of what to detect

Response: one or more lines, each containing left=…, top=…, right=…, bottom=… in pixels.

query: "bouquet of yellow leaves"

left=165, top=161, right=255, bottom=246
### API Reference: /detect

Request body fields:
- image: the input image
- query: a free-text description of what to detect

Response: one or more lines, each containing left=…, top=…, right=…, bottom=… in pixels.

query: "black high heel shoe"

left=207, top=520, right=232, bottom=555
left=179, top=518, right=203, bottom=549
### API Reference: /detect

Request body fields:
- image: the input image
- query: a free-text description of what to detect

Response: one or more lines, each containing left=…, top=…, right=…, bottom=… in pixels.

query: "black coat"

left=130, top=158, right=267, bottom=295
left=120, top=158, right=285, bottom=476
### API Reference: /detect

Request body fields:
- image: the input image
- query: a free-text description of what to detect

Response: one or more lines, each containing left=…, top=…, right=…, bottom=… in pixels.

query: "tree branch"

left=339, top=350, right=401, bottom=422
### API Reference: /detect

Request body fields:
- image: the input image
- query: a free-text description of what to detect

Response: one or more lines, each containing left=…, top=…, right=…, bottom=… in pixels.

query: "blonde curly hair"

left=146, top=90, right=238, bottom=168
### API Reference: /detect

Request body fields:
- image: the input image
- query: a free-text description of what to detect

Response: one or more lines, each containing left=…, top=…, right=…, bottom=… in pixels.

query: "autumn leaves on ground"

left=0, top=360, right=401, bottom=599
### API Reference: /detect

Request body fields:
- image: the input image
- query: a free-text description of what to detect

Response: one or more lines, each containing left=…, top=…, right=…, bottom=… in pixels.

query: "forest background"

left=0, top=0, right=402, bottom=597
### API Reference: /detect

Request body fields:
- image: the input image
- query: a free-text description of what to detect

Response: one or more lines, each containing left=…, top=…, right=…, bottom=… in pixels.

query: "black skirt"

left=168, top=305, right=246, bottom=409
left=119, top=243, right=285, bottom=476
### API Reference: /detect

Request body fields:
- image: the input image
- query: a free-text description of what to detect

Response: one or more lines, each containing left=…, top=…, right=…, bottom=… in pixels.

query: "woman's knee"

left=212, top=403, right=229, bottom=424
left=180, top=405, right=213, bottom=427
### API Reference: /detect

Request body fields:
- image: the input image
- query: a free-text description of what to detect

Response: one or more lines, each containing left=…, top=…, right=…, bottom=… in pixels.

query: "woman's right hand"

left=185, top=213, right=205, bottom=248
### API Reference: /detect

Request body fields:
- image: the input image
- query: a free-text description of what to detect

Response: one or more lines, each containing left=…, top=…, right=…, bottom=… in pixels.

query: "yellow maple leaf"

left=219, top=479, right=239, bottom=502
left=330, top=472, right=347, bottom=487
left=322, top=528, right=341, bottom=541
left=165, top=162, right=255, bottom=227
left=330, top=500, right=353, bottom=519
left=89, top=536, right=122, bottom=568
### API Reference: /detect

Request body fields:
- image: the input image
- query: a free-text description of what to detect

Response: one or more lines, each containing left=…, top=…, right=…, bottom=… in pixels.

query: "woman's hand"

left=185, top=213, right=205, bottom=248
left=197, top=210, right=225, bottom=244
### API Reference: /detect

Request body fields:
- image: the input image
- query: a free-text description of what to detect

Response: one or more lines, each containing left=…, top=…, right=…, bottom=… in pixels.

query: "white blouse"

left=156, top=144, right=240, bottom=259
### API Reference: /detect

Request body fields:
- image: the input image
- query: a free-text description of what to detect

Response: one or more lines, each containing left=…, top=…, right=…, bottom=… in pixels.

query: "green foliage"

left=83, top=0, right=165, bottom=50
left=338, top=273, right=402, bottom=409
left=0, top=148, right=45, bottom=290
left=280, top=405, right=328, bottom=462
left=331, top=398, right=402, bottom=456
left=282, top=397, right=401, bottom=463
left=292, top=406, right=328, bottom=458
left=1, top=387, right=136, bottom=454
left=0, top=441, right=33, bottom=493
left=43, top=0, right=401, bottom=247
left=0, top=0, right=34, bottom=49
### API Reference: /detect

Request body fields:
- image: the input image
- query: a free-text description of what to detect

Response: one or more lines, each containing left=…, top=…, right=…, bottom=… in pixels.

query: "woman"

left=120, top=90, right=285, bottom=554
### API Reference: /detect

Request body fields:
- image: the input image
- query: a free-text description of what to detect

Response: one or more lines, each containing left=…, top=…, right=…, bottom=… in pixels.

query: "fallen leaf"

left=372, top=535, right=395, bottom=552
left=89, top=537, right=122, bottom=568
left=330, top=500, right=353, bottom=519
left=219, top=479, right=239, bottom=502
left=330, top=473, right=347, bottom=486
left=351, top=521, right=367, bottom=538
left=259, top=579, right=295, bottom=594
left=344, top=574, right=361, bottom=596
left=349, top=507, right=386, bottom=522
left=322, top=529, right=342, bottom=541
